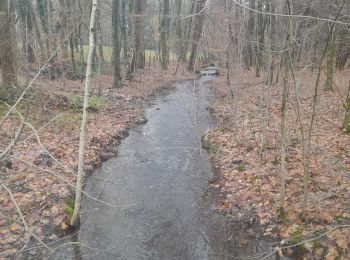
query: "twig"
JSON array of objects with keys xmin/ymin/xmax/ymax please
[
  {"xmin": 1, "ymin": 183, "xmax": 53, "ymax": 253},
  {"xmin": 8, "ymin": 154, "xmax": 137, "ymax": 209},
  {"xmin": 0, "ymin": 102, "xmax": 27, "ymax": 161}
]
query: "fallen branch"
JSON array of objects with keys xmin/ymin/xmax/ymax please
[{"xmin": 1, "ymin": 183, "xmax": 53, "ymax": 253}]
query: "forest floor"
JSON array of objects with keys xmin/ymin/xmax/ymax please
[
  {"xmin": 0, "ymin": 62, "xmax": 193, "ymax": 259},
  {"xmin": 204, "ymin": 69, "xmax": 350, "ymax": 259}
]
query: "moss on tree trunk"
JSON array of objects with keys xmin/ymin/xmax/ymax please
[
  {"xmin": 343, "ymin": 82, "xmax": 350, "ymax": 133},
  {"xmin": 0, "ymin": 0, "xmax": 17, "ymax": 102},
  {"xmin": 325, "ymin": 28, "xmax": 336, "ymax": 91}
]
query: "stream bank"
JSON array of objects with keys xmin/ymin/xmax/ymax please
[
  {"xmin": 52, "ymin": 76, "xmax": 279, "ymax": 260},
  {"xmin": 0, "ymin": 64, "xmax": 194, "ymax": 259}
]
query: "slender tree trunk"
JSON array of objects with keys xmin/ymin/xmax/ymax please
[
  {"xmin": 112, "ymin": 0, "xmax": 121, "ymax": 88},
  {"xmin": 175, "ymin": 0, "xmax": 183, "ymax": 60},
  {"xmin": 181, "ymin": 0, "xmax": 195, "ymax": 62},
  {"xmin": 121, "ymin": 0, "xmax": 128, "ymax": 67},
  {"xmin": 343, "ymin": 81, "xmax": 350, "ymax": 133},
  {"xmin": 325, "ymin": 26, "xmax": 337, "ymax": 90},
  {"xmin": 160, "ymin": 0, "xmax": 169, "ymax": 69},
  {"xmin": 0, "ymin": 0, "xmax": 17, "ymax": 101},
  {"xmin": 70, "ymin": 0, "xmax": 98, "ymax": 227},
  {"xmin": 46, "ymin": 0, "xmax": 54, "ymax": 80},
  {"xmin": 96, "ymin": 4, "xmax": 105, "ymax": 63},
  {"xmin": 224, "ymin": 0, "xmax": 235, "ymax": 118},
  {"xmin": 279, "ymin": 0, "xmax": 293, "ymax": 220},
  {"xmin": 336, "ymin": 29, "xmax": 349, "ymax": 70},
  {"xmin": 187, "ymin": 0, "xmax": 207, "ymax": 72},
  {"xmin": 255, "ymin": 1, "xmax": 263, "ymax": 77},
  {"xmin": 76, "ymin": 0, "xmax": 84, "ymax": 79},
  {"xmin": 67, "ymin": 0, "xmax": 76, "ymax": 75}
]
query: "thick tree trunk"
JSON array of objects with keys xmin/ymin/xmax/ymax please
[
  {"xmin": 58, "ymin": 0, "xmax": 69, "ymax": 60},
  {"xmin": 19, "ymin": 0, "xmax": 35, "ymax": 63},
  {"xmin": 255, "ymin": 1, "xmax": 266, "ymax": 77},
  {"xmin": 0, "ymin": 0, "xmax": 17, "ymax": 101},
  {"xmin": 243, "ymin": 0, "xmax": 254, "ymax": 69},
  {"xmin": 70, "ymin": 0, "xmax": 98, "ymax": 227},
  {"xmin": 131, "ymin": 0, "xmax": 146, "ymax": 74},
  {"xmin": 112, "ymin": 0, "xmax": 121, "ymax": 88},
  {"xmin": 29, "ymin": 0, "xmax": 48, "ymax": 63},
  {"xmin": 187, "ymin": 0, "xmax": 207, "ymax": 72},
  {"xmin": 181, "ymin": 0, "xmax": 195, "ymax": 62}
]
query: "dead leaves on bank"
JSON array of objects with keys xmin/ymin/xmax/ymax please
[
  {"xmin": 206, "ymin": 69, "xmax": 350, "ymax": 258},
  {"xmin": 0, "ymin": 64, "xmax": 193, "ymax": 258}
]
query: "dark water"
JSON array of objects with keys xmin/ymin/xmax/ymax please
[{"xmin": 52, "ymin": 77, "xmax": 277, "ymax": 260}]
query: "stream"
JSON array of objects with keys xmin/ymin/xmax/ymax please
[{"xmin": 53, "ymin": 77, "xmax": 277, "ymax": 260}]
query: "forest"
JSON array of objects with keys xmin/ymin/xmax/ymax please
[{"xmin": 0, "ymin": 0, "xmax": 349, "ymax": 259}]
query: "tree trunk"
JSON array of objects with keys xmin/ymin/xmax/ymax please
[
  {"xmin": 181, "ymin": 0, "xmax": 195, "ymax": 62},
  {"xmin": 174, "ymin": 0, "xmax": 183, "ymax": 60},
  {"xmin": 187, "ymin": 0, "xmax": 207, "ymax": 72},
  {"xmin": 58, "ymin": 0, "xmax": 69, "ymax": 60},
  {"xmin": 131, "ymin": 0, "xmax": 146, "ymax": 74},
  {"xmin": 336, "ymin": 29, "xmax": 349, "ymax": 70},
  {"xmin": 96, "ymin": 4, "xmax": 105, "ymax": 63},
  {"xmin": 343, "ymin": 81, "xmax": 350, "ymax": 133},
  {"xmin": 160, "ymin": 0, "xmax": 169, "ymax": 69},
  {"xmin": 325, "ymin": 26, "xmax": 337, "ymax": 90},
  {"xmin": 243, "ymin": 0, "xmax": 254, "ymax": 69},
  {"xmin": 0, "ymin": 0, "xmax": 17, "ymax": 101},
  {"xmin": 112, "ymin": 0, "xmax": 121, "ymax": 88},
  {"xmin": 19, "ymin": 0, "xmax": 35, "ymax": 63},
  {"xmin": 66, "ymin": 0, "xmax": 76, "ymax": 75},
  {"xmin": 121, "ymin": 0, "xmax": 128, "ymax": 67},
  {"xmin": 70, "ymin": 0, "xmax": 98, "ymax": 227},
  {"xmin": 279, "ymin": 0, "xmax": 293, "ymax": 221}
]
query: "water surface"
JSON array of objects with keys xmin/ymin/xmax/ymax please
[{"xmin": 53, "ymin": 77, "xmax": 276, "ymax": 260}]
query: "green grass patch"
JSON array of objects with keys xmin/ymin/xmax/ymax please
[
  {"xmin": 238, "ymin": 164, "xmax": 246, "ymax": 172},
  {"xmin": 67, "ymin": 95, "xmax": 109, "ymax": 112},
  {"xmin": 207, "ymin": 142, "xmax": 220, "ymax": 155},
  {"xmin": 65, "ymin": 198, "xmax": 75, "ymax": 217},
  {"xmin": 0, "ymin": 103, "xmax": 8, "ymax": 117},
  {"xmin": 290, "ymin": 227, "xmax": 307, "ymax": 251},
  {"xmin": 75, "ymin": 46, "xmax": 178, "ymax": 63},
  {"xmin": 56, "ymin": 112, "xmax": 81, "ymax": 130}
]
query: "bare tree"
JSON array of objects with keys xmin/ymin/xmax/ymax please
[
  {"xmin": 279, "ymin": 0, "xmax": 293, "ymax": 219},
  {"xmin": 188, "ymin": 0, "xmax": 207, "ymax": 72},
  {"xmin": 70, "ymin": 0, "xmax": 99, "ymax": 227},
  {"xmin": 0, "ymin": 0, "xmax": 17, "ymax": 101},
  {"xmin": 131, "ymin": 0, "xmax": 146, "ymax": 76},
  {"xmin": 344, "ymin": 81, "xmax": 350, "ymax": 133},
  {"xmin": 112, "ymin": 0, "xmax": 122, "ymax": 88},
  {"xmin": 160, "ymin": 0, "xmax": 170, "ymax": 69}
]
